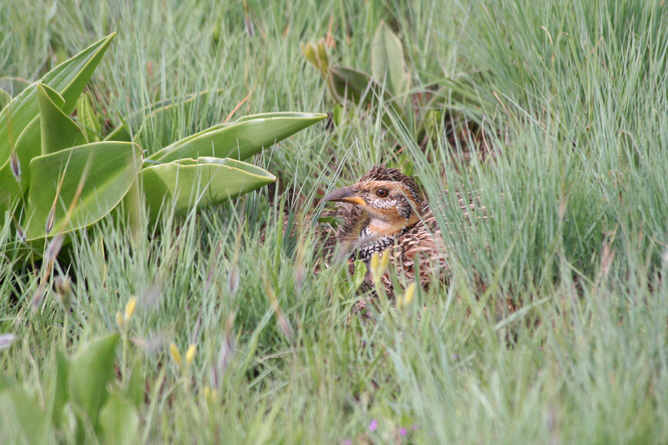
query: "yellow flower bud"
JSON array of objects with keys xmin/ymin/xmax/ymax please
[
  {"xmin": 185, "ymin": 344, "xmax": 197, "ymax": 365},
  {"xmin": 370, "ymin": 251, "xmax": 391, "ymax": 289},
  {"xmin": 203, "ymin": 385, "xmax": 219, "ymax": 402},
  {"xmin": 116, "ymin": 311, "xmax": 124, "ymax": 329},
  {"xmin": 124, "ymin": 296, "xmax": 137, "ymax": 322},
  {"xmin": 380, "ymin": 250, "xmax": 390, "ymax": 273},
  {"xmin": 169, "ymin": 343, "xmax": 182, "ymax": 366},
  {"xmin": 370, "ymin": 252, "xmax": 380, "ymax": 276},
  {"xmin": 301, "ymin": 43, "xmax": 316, "ymax": 65},
  {"xmin": 403, "ymin": 282, "xmax": 416, "ymax": 306}
]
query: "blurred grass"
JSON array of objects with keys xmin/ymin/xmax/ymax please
[{"xmin": 2, "ymin": 0, "xmax": 668, "ymax": 442}]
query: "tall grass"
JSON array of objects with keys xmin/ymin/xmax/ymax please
[{"xmin": 1, "ymin": 0, "xmax": 667, "ymax": 442}]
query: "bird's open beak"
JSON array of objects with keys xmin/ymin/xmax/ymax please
[{"xmin": 323, "ymin": 186, "xmax": 366, "ymax": 206}]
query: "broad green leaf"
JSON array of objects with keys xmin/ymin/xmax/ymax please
[
  {"xmin": 38, "ymin": 84, "xmax": 87, "ymax": 155},
  {"xmin": 0, "ymin": 85, "xmax": 67, "ymax": 200},
  {"xmin": 0, "ymin": 34, "xmax": 115, "ymax": 216},
  {"xmin": 0, "ymin": 33, "xmax": 115, "ymax": 165},
  {"xmin": 76, "ymin": 93, "xmax": 101, "ymax": 143},
  {"xmin": 371, "ymin": 21, "xmax": 410, "ymax": 101},
  {"xmin": 100, "ymin": 393, "xmax": 139, "ymax": 445},
  {"xmin": 69, "ymin": 334, "xmax": 119, "ymax": 429},
  {"xmin": 48, "ymin": 33, "xmax": 115, "ymax": 116},
  {"xmin": 0, "ymin": 389, "xmax": 50, "ymax": 445},
  {"xmin": 0, "ymin": 77, "xmax": 31, "ymax": 97},
  {"xmin": 142, "ymin": 157, "xmax": 275, "ymax": 219},
  {"xmin": 326, "ymin": 66, "xmax": 376, "ymax": 105},
  {"xmin": 23, "ymin": 142, "xmax": 142, "ymax": 241},
  {"xmin": 47, "ymin": 351, "xmax": 70, "ymax": 428},
  {"xmin": 0, "ymin": 90, "xmax": 9, "ymax": 111},
  {"xmin": 147, "ymin": 112, "xmax": 326, "ymax": 164}
]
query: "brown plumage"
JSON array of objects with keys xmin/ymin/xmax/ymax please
[
  {"xmin": 324, "ymin": 166, "xmax": 442, "ymax": 292},
  {"xmin": 323, "ymin": 166, "xmax": 485, "ymax": 295}
]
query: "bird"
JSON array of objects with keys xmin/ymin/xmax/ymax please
[{"xmin": 323, "ymin": 165, "xmax": 456, "ymax": 295}]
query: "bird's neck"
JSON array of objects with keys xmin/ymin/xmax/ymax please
[
  {"xmin": 356, "ymin": 224, "xmax": 413, "ymax": 264},
  {"xmin": 367, "ymin": 219, "xmax": 403, "ymax": 236},
  {"xmin": 366, "ymin": 210, "xmax": 420, "ymax": 236}
]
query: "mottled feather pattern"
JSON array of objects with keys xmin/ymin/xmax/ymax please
[{"xmin": 325, "ymin": 166, "xmax": 486, "ymax": 296}]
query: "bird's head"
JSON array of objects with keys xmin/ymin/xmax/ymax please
[{"xmin": 324, "ymin": 166, "xmax": 424, "ymax": 237}]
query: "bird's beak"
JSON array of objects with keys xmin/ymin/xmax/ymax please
[{"xmin": 323, "ymin": 186, "xmax": 366, "ymax": 206}]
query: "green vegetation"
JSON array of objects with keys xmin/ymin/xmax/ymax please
[
  {"xmin": 0, "ymin": 34, "xmax": 324, "ymax": 250},
  {"xmin": 1, "ymin": 0, "xmax": 667, "ymax": 442}
]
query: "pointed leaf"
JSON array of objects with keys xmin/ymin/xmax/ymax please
[
  {"xmin": 49, "ymin": 33, "xmax": 116, "ymax": 116},
  {"xmin": 371, "ymin": 21, "xmax": 410, "ymax": 99},
  {"xmin": 100, "ymin": 393, "xmax": 139, "ymax": 445},
  {"xmin": 0, "ymin": 34, "xmax": 115, "ymax": 217},
  {"xmin": 23, "ymin": 142, "xmax": 142, "ymax": 241},
  {"xmin": 142, "ymin": 157, "xmax": 275, "ymax": 219},
  {"xmin": 147, "ymin": 112, "xmax": 326, "ymax": 164},
  {"xmin": 69, "ymin": 334, "xmax": 119, "ymax": 429},
  {"xmin": 38, "ymin": 84, "xmax": 87, "ymax": 155},
  {"xmin": 0, "ymin": 33, "xmax": 115, "ymax": 165},
  {"xmin": 38, "ymin": 83, "xmax": 66, "ymax": 109}
]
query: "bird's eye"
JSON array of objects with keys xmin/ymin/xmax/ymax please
[{"xmin": 376, "ymin": 188, "xmax": 388, "ymax": 198}]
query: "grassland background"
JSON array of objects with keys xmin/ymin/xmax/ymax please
[{"xmin": 1, "ymin": 0, "xmax": 668, "ymax": 443}]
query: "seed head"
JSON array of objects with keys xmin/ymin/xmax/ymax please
[
  {"xmin": 185, "ymin": 343, "xmax": 197, "ymax": 366},
  {"xmin": 124, "ymin": 296, "xmax": 138, "ymax": 322},
  {"xmin": 169, "ymin": 343, "xmax": 182, "ymax": 366}
]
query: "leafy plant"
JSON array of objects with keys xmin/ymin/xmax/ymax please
[
  {"xmin": 0, "ymin": 334, "xmax": 140, "ymax": 444},
  {"xmin": 302, "ymin": 21, "xmax": 492, "ymax": 155},
  {"xmin": 0, "ymin": 34, "xmax": 326, "ymax": 250}
]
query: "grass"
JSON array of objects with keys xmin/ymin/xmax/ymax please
[{"xmin": 2, "ymin": 0, "xmax": 668, "ymax": 442}]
